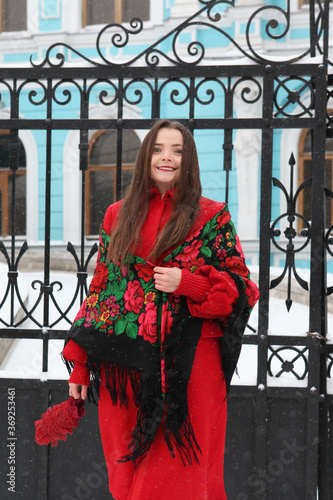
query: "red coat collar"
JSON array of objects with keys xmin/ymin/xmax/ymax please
[{"xmin": 150, "ymin": 185, "xmax": 176, "ymax": 200}]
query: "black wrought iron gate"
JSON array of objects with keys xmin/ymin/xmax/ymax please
[{"xmin": 0, "ymin": 1, "xmax": 332, "ymax": 499}]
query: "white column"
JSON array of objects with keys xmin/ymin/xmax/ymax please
[
  {"xmin": 233, "ymin": 80, "xmax": 262, "ymax": 240},
  {"xmin": 62, "ymin": 0, "xmax": 81, "ymax": 34},
  {"xmin": 27, "ymin": 0, "xmax": 40, "ymax": 34},
  {"xmin": 171, "ymin": 0, "xmax": 199, "ymax": 18}
]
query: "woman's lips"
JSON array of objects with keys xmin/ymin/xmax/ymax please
[{"xmin": 157, "ymin": 166, "xmax": 177, "ymax": 171}]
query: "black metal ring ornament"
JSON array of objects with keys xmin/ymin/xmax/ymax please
[{"xmin": 268, "ymin": 346, "xmax": 308, "ymax": 380}]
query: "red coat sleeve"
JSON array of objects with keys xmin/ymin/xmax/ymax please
[
  {"xmin": 178, "ymin": 265, "xmax": 239, "ymax": 320},
  {"xmin": 175, "ymin": 269, "xmax": 212, "ymax": 303},
  {"xmin": 62, "ymin": 340, "xmax": 90, "ymax": 386}
]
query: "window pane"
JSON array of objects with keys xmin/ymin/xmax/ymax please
[
  {"xmin": 88, "ymin": 129, "xmax": 139, "ymax": 234},
  {"xmin": 121, "ymin": 169, "xmax": 134, "ymax": 196},
  {"xmin": 0, "ymin": 134, "xmax": 26, "ymax": 168},
  {"xmin": 90, "ymin": 130, "xmax": 140, "ymax": 165},
  {"xmin": 90, "ymin": 131, "xmax": 117, "ymax": 165},
  {"xmin": 8, "ymin": 173, "xmax": 26, "ymax": 235},
  {"xmin": 0, "ymin": 135, "xmax": 26, "ymax": 236},
  {"xmin": 2, "ymin": 0, "xmax": 27, "ymax": 32},
  {"xmin": 302, "ymin": 159, "xmax": 312, "ymax": 222},
  {"xmin": 123, "ymin": 0, "xmax": 150, "ymax": 22},
  {"xmin": 86, "ymin": 0, "xmax": 114, "ymax": 25},
  {"xmin": 301, "ymin": 158, "xmax": 333, "ymax": 229},
  {"xmin": 122, "ymin": 130, "xmax": 141, "ymax": 163},
  {"xmin": 326, "ymin": 137, "xmax": 333, "ymax": 154},
  {"xmin": 89, "ymin": 170, "xmax": 115, "ymax": 234},
  {"xmin": 303, "ymin": 130, "xmax": 311, "ymax": 154}
]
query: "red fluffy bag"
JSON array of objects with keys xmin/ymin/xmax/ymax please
[{"xmin": 35, "ymin": 396, "xmax": 85, "ymax": 446}]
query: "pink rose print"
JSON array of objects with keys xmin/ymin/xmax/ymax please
[
  {"xmin": 175, "ymin": 239, "xmax": 202, "ymax": 263},
  {"xmin": 161, "ymin": 303, "xmax": 173, "ymax": 336},
  {"xmin": 138, "ymin": 302, "xmax": 158, "ymax": 344},
  {"xmin": 182, "ymin": 257, "xmax": 205, "ymax": 273},
  {"xmin": 124, "ymin": 280, "xmax": 144, "ymax": 314},
  {"xmin": 90, "ymin": 262, "xmax": 109, "ymax": 293},
  {"xmin": 216, "ymin": 211, "xmax": 231, "ymax": 229}
]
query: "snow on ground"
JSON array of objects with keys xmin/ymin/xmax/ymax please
[{"xmin": 0, "ymin": 263, "xmax": 332, "ymax": 393}]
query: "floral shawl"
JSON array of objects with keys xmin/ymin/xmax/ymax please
[{"xmin": 64, "ymin": 204, "xmax": 258, "ymax": 467}]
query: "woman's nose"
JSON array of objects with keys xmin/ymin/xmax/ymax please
[{"xmin": 161, "ymin": 150, "xmax": 171, "ymax": 161}]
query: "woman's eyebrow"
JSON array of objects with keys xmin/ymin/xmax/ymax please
[{"xmin": 154, "ymin": 142, "xmax": 183, "ymax": 146}]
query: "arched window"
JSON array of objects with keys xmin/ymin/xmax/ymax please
[
  {"xmin": 86, "ymin": 129, "xmax": 141, "ymax": 235},
  {"xmin": 82, "ymin": 0, "xmax": 150, "ymax": 26},
  {"xmin": 0, "ymin": 132, "xmax": 26, "ymax": 236},
  {"xmin": 0, "ymin": 0, "xmax": 27, "ymax": 32},
  {"xmin": 298, "ymin": 129, "xmax": 333, "ymax": 230}
]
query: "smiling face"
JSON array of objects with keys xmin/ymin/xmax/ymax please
[{"xmin": 150, "ymin": 127, "xmax": 183, "ymax": 195}]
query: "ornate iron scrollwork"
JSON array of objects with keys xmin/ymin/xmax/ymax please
[
  {"xmin": 270, "ymin": 153, "xmax": 312, "ymax": 311},
  {"xmin": 0, "ymin": 240, "xmax": 98, "ymax": 329},
  {"xmin": 30, "ymin": 0, "xmax": 327, "ymax": 69}
]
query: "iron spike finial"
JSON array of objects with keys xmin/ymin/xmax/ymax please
[{"xmin": 289, "ymin": 153, "xmax": 295, "ymax": 166}]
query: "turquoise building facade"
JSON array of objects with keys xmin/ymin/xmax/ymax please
[{"xmin": 0, "ymin": 0, "xmax": 332, "ymax": 271}]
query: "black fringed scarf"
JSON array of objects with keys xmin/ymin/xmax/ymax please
[{"xmin": 63, "ymin": 205, "xmax": 258, "ymax": 467}]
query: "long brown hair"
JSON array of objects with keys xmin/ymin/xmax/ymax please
[{"xmin": 107, "ymin": 119, "xmax": 202, "ymax": 264}]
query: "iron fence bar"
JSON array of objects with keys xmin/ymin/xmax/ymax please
[
  {"xmin": 307, "ymin": 64, "xmax": 328, "ymax": 498},
  {"xmin": 78, "ymin": 78, "xmax": 89, "ymax": 304},
  {"xmin": 254, "ymin": 64, "xmax": 275, "ymax": 500},
  {"xmin": 223, "ymin": 77, "xmax": 234, "ymax": 204},
  {"xmin": 322, "ymin": 0, "xmax": 331, "ymax": 66},
  {"xmin": 116, "ymin": 79, "xmax": 124, "ymax": 201},
  {"xmin": 0, "ymin": 117, "xmax": 320, "ymax": 130},
  {"xmin": 309, "ymin": 66, "xmax": 331, "ymax": 498},
  {"xmin": 310, "ymin": 0, "xmax": 316, "ymax": 58},
  {"xmin": 151, "ymin": 77, "xmax": 158, "ymax": 119},
  {"xmin": 319, "ymin": 2, "xmax": 332, "ymax": 494},
  {"xmin": 0, "ymin": 63, "xmax": 324, "ymax": 79},
  {"xmin": 7, "ymin": 80, "xmax": 19, "ymax": 327},
  {"xmin": 230, "ymin": 385, "xmax": 312, "ymax": 399},
  {"xmin": 41, "ymin": 78, "xmax": 53, "ymax": 372},
  {"xmin": 188, "ymin": 77, "xmax": 195, "ymax": 135},
  {"xmin": 8, "ymin": 81, "xmax": 20, "ymax": 326},
  {"xmin": 8, "ymin": 131, "xmax": 18, "ymax": 327}
]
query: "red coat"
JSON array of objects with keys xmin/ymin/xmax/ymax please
[{"xmin": 63, "ymin": 188, "xmax": 244, "ymax": 500}]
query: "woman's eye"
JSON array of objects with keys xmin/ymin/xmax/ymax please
[
  {"xmin": 175, "ymin": 149, "xmax": 183, "ymax": 155},
  {"xmin": 153, "ymin": 147, "xmax": 161, "ymax": 153}
]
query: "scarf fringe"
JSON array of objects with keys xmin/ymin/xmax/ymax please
[
  {"xmin": 84, "ymin": 357, "xmax": 142, "ymax": 408},
  {"xmin": 161, "ymin": 314, "xmax": 203, "ymax": 465},
  {"xmin": 118, "ymin": 376, "xmax": 164, "ymax": 468},
  {"xmin": 104, "ymin": 363, "xmax": 141, "ymax": 409},
  {"xmin": 163, "ymin": 413, "xmax": 201, "ymax": 466}
]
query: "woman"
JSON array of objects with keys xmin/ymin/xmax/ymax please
[{"xmin": 62, "ymin": 119, "xmax": 259, "ymax": 500}]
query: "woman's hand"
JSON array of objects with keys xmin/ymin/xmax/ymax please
[
  {"xmin": 69, "ymin": 383, "xmax": 88, "ymax": 400},
  {"xmin": 154, "ymin": 266, "xmax": 182, "ymax": 293}
]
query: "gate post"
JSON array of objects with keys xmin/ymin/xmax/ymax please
[{"xmin": 309, "ymin": 63, "xmax": 328, "ymax": 499}]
